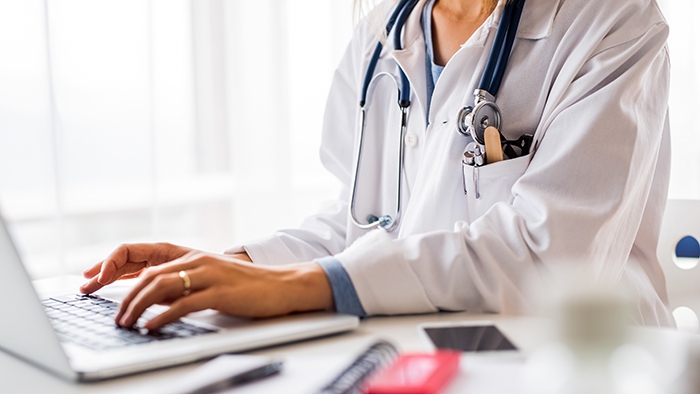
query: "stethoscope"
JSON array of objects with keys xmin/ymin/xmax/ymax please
[{"xmin": 349, "ymin": 0, "xmax": 527, "ymax": 232}]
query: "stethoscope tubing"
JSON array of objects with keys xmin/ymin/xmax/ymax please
[
  {"xmin": 351, "ymin": 0, "xmax": 526, "ymax": 232},
  {"xmin": 393, "ymin": 0, "xmax": 420, "ymax": 106},
  {"xmin": 482, "ymin": 0, "xmax": 526, "ymax": 96},
  {"xmin": 360, "ymin": 0, "xmax": 412, "ymax": 108},
  {"xmin": 351, "ymin": 0, "xmax": 419, "ymax": 231},
  {"xmin": 350, "ymin": 73, "xmax": 406, "ymax": 231}
]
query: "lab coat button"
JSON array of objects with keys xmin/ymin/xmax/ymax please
[{"xmin": 405, "ymin": 133, "xmax": 418, "ymax": 147}]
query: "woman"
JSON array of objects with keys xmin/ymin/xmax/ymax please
[{"xmin": 80, "ymin": 0, "xmax": 672, "ymax": 329}]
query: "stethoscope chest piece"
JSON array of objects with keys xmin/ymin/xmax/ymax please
[
  {"xmin": 456, "ymin": 89, "xmax": 502, "ymax": 145},
  {"xmin": 456, "ymin": 106, "xmax": 473, "ymax": 137}
]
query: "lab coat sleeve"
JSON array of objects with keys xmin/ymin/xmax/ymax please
[
  {"xmin": 316, "ymin": 256, "xmax": 368, "ymax": 317},
  {"xmin": 225, "ymin": 25, "xmax": 368, "ymax": 266},
  {"xmin": 225, "ymin": 196, "xmax": 349, "ymax": 266},
  {"xmin": 335, "ymin": 4, "xmax": 671, "ymax": 317}
]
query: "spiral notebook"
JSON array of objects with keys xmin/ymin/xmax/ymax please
[{"xmin": 316, "ymin": 340, "xmax": 398, "ymax": 394}]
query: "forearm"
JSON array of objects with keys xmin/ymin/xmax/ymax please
[
  {"xmin": 232, "ymin": 252, "xmax": 340, "ymax": 314},
  {"xmin": 115, "ymin": 253, "xmax": 335, "ymax": 329}
]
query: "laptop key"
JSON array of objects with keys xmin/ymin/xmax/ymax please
[
  {"xmin": 49, "ymin": 294, "xmax": 84, "ymax": 303},
  {"xmin": 71, "ymin": 300, "xmax": 94, "ymax": 308},
  {"xmin": 45, "ymin": 309, "xmax": 63, "ymax": 318},
  {"xmin": 42, "ymin": 300, "xmax": 64, "ymax": 308}
]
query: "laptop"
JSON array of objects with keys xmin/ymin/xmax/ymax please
[{"xmin": 0, "ymin": 215, "xmax": 359, "ymax": 381}]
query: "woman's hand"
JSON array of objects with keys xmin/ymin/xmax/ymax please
[
  {"xmin": 113, "ymin": 251, "xmax": 333, "ymax": 330},
  {"xmin": 80, "ymin": 243, "xmax": 195, "ymax": 294}
]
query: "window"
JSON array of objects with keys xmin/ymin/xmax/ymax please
[
  {"xmin": 0, "ymin": 0, "xmax": 697, "ymax": 279},
  {"xmin": 657, "ymin": 0, "xmax": 700, "ymax": 199},
  {"xmin": 0, "ymin": 0, "xmax": 353, "ymax": 278}
]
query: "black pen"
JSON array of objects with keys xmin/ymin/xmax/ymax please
[{"xmin": 185, "ymin": 359, "xmax": 284, "ymax": 394}]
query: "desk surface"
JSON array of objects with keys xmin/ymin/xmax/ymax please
[
  {"xmin": 0, "ymin": 277, "xmax": 690, "ymax": 394},
  {"xmin": 1, "ymin": 313, "xmax": 540, "ymax": 394}
]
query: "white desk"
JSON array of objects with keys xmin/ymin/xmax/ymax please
[
  {"xmin": 0, "ymin": 277, "xmax": 692, "ymax": 393},
  {"xmin": 0, "ymin": 312, "xmax": 534, "ymax": 393}
]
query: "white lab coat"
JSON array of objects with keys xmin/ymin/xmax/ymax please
[{"xmin": 230, "ymin": 0, "xmax": 673, "ymax": 325}]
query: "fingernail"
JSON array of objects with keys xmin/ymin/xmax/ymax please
[{"xmin": 119, "ymin": 315, "xmax": 130, "ymax": 327}]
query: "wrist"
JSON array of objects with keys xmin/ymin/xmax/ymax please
[
  {"xmin": 277, "ymin": 262, "xmax": 334, "ymax": 314},
  {"xmin": 232, "ymin": 252, "xmax": 253, "ymax": 263}
]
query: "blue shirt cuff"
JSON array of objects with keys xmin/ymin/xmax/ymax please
[{"xmin": 316, "ymin": 256, "xmax": 367, "ymax": 318}]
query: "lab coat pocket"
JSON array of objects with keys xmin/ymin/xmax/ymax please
[{"xmin": 463, "ymin": 154, "xmax": 531, "ymax": 221}]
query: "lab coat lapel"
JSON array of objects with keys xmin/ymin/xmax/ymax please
[
  {"xmin": 390, "ymin": 0, "xmax": 428, "ymax": 124},
  {"xmin": 516, "ymin": 0, "xmax": 560, "ymax": 40},
  {"xmin": 388, "ymin": 0, "xmax": 558, "ymax": 126}
]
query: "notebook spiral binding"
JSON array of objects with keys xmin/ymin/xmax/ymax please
[{"xmin": 316, "ymin": 340, "xmax": 398, "ymax": 394}]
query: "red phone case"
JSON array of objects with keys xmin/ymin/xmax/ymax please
[{"xmin": 363, "ymin": 351, "xmax": 461, "ymax": 394}]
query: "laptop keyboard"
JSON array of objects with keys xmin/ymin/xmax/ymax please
[{"xmin": 42, "ymin": 294, "xmax": 216, "ymax": 352}]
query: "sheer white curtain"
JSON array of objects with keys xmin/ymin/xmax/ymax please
[
  {"xmin": 0, "ymin": 0, "xmax": 698, "ymax": 280},
  {"xmin": 0, "ymin": 0, "xmax": 353, "ymax": 278}
]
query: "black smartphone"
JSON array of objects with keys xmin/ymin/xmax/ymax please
[{"xmin": 422, "ymin": 324, "xmax": 518, "ymax": 353}]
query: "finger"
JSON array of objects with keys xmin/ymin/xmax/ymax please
[
  {"xmin": 144, "ymin": 289, "xmax": 216, "ymax": 330},
  {"xmin": 83, "ymin": 261, "xmax": 104, "ymax": 279},
  {"xmin": 80, "ymin": 269, "xmax": 144, "ymax": 295},
  {"xmin": 98, "ymin": 243, "xmax": 165, "ymax": 284},
  {"xmin": 103, "ymin": 262, "xmax": 148, "ymax": 285},
  {"xmin": 118, "ymin": 272, "xmax": 185, "ymax": 327},
  {"xmin": 115, "ymin": 252, "xmax": 210, "ymax": 323},
  {"xmin": 79, "ymin": 276, "xmax": 104, "ymax": 294},
  {"xmin": 98, "ymin": 244, "xmax": 142, "ymax": 285},
  {"xmin": 79, "ymin": 277, "xmax": 99, "ymax": 294},
  {"xmin": 115, "ymin": 267, "xmax": 164, "ymax": 323}
]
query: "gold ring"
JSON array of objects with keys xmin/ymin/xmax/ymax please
[{"xmin": 179, "ymin": 270, "xmax": 191, "ymax": 296}]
